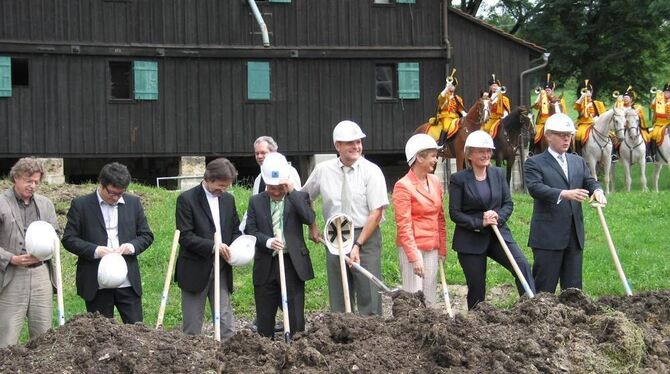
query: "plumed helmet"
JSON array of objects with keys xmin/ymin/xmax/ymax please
[
  {"xmin": 97, "ymin": 253, "xmax": 128, "ymax": 289},
  {"xmin": 623, "ymin": 85, "xmax": 636, "ymax": 101},
  {"xmin": 544, "ymin": 73, "xmax": 556, "ymax": 90},
  {"xmin": 261, "ymin": 152, "xmax": 290, "ymax": 186},
  {"xmin": 544, "ymin": 113, "xmax": 576, "ymax": 134},
  {"xmin": 404, "ymin": 134, "xmax": 442, "ymax": 166},
  {"xmin": 664, "ymin": 83, "xmax": 670, "ymax": 92},
  {"xmin": 228, "ymin": 235, "xmax": 256, "ymax": 267},
  {"xmin": 332, "ymin": 120, "xmax": 366, "ymax": 144},
  {"xmin": 464, "ymin": 130, "xmax": 496, "ymax": 151},
  {"xmin": 487, "ymin": 73, "xmax": 501, "ymax": 86},
  {"xmin": 25, "ymin": 220, "xmax": 58, "ymax": 261}
]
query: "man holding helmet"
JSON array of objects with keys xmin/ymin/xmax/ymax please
[
  {"xmin": 302, "ymin": 120, "xmax": 388, "ymax": 315},
  {"xmin": 524, "ymin": 113, "xmax": 607, "ymax": 293},
  {"xmin": 245, "ymin": 152, "xmax": 315, "ymax": 338},
  {"xmin": 0, "ymin": 157, "xmax": 59, "ymax": 347},
  {"xmin": 62, "ymin": 162, "xmax": 154, "ymax": 324}
]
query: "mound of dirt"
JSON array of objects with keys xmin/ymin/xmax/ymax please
[{"xmin": 1, "ymin": 289, "xmax": 669, "ymax": 373}]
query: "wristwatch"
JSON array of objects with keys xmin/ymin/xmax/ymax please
[{"xmin": 353, "ymin": 241, "xmax": 362, "ymax": 250}]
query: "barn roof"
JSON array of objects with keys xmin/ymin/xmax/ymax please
[{"xmin": 449, "ymin": 7, "xmax": 545, "ymax": 54}]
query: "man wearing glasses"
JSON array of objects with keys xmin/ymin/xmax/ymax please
[
  {"xmin": 62, "ymin": 162, "xmax": 154, "ymax": 324},
  {"xmin": 174, "ymin": 158, "xmax": 242, "ymax": 339},
  {"xmin": 524, "ymin": 113, "xmax": 607, "ymax": 294}
]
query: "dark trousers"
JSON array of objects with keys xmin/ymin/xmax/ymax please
[
  {"xmin": 254, "ymin": 254, "xmax": 305, "ymax": 339},
  {"xmin": 85, "ymin": 287, "xmax": 143, "ymax": 324},
  {"xmin": 457, "ymin": 236, "xmax": 535, "ymax": 310},
  {"xmin": 532, "ymin": 222, "xmax": 583, "ymax": 293}
]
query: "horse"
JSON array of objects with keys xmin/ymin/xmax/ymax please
[
  {"xmin": 415, "ymin": 97, "xmax": 490, "ymax": 171},
  {"xmin": 618, "ymin": 108, "xmax": 648, "ymax": 192},
  {"xmin": 580, "ymin": 107, "xmax": 626, "ymax": 194},
  {"xmin": 652, "ymin": 128, "xmax": 670, "ymax": 192},
  {"xmin": 491, "ymin": 106, "xmax": 534, "ymax": 185}
]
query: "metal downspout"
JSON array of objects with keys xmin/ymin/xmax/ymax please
[
  {"xmin": 247, "ymin": 0, "xmax": 270, "ymax": 47},
  {"xmin": 442, "ymin": 0, "xmax": 453, "ymax": 187}
]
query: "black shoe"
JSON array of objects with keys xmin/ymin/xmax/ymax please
[{"xmin": 274, "ymin": 322, "xmax": 284, "ymax": 333}]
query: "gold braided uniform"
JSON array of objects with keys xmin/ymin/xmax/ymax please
[
  {"xmin": 574, "ymin": 99, "xmax": 606, "ymax": 143},
  {"xmin": 650, "ymin": 97, "xmax": 670, "ymax": 145},
  {"xmin": 533, "ymin": 95, "xmax": 567, "ymax": 144},
  {"xmin": 481, "ymin": 94, "xmax": 510, "ymax": 136}
]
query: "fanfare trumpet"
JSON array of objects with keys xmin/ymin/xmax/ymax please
[
  {"xmin": 534, "ymin": 86, "xmax": 543, "ymax": 94},
  {"xmin": 446, "ymin": 76, "xmax": 454, "ymax": 85},
  {"xmin": 499, "ymin": 86, "xmax": 507, "ymax": 94},
  {"xmin": 612, "ymin": 90, "xmax": 620, "ymax": 98},
  {"xmin": 650, "ymin": 87, "xmax": 658, "ymax": 94},
  {"xmin": 580, "ymin": 87, "xmax": 589, "ymax": 95}
]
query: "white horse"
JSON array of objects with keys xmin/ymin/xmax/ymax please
[
  {"xmin": 619, "ymin": 108, "xmax": 648, "ymax": 192},
  {"xmin": 652, "ymin": 128, "xmax": 670, "ymax": 192},
  {"xmin": 581, "ymin": 107, "xmax": 626, "ymax": 194}
]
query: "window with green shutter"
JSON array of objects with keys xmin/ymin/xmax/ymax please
[
  {"xmin": 134, "ymin": 61, "xmax": 158, "ymax": 100},
  {"xmin": 247, "ymin": 61, "xmax": 271, "ymax": 100},
  {"xmin": 396, "ymin": 0, "xmax": 416, "ymax": 4},
  {"xmin": 398, "ymin": 62, "xmax": 420, "ymax": 99},
  {"xmin": 0, "ymin": 57, "xmax": 11, "ymax": 97}
]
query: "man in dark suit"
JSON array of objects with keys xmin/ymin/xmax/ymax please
[
  {"xmin": 62, "ymin": 162, "xmax": 154, "ymax": 324},
  {"xmin": 524, "ymin": 113, "xmax": 607, "ymax": 293},
  {"xmin": 245, "ymin": 153, "xmax": 315, "ymax": 338},
  {"xmin": 175, "ymin": 157, "xmax": 242, "ymax": 338}
]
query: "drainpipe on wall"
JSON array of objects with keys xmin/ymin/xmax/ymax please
[
  {"xmin": 519, "ymin": 52, "xmax": 550, "ymax": 106},
  {"xmin": 248, "ymin": 0, "xmax": 270, "ymax": 47},
  {"xmin": 442, "ymin": 0, "xmax": 453, "ymax": 186}
]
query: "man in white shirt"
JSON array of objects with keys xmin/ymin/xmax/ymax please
[
  {"xmin": 63, "ymin": 162, "xmax": 154, "ymax": 324},
  {"xmin": 302, "ymin": 120, "xmax": 389, "ymax": 315}
]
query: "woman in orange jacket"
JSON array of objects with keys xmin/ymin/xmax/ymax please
[{"xmin": 392, "ymin": 134, "xmax": 447, "ymax": 307}]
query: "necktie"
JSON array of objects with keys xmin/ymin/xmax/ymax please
[
  {"xmin": 271, "ymin": 201, "xmax": 284, "ymax": 256},
  {"xmin": 340, "ymin": 166, "xmax": 352, "ymax": 215},
  {"xmin": 557, "ymin": 154, "xmax": 568, "ymax": 178}
]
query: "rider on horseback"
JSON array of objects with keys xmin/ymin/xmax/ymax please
[
  {"xmin": 649, "ymin": 83, "xmax": 670, "ymax": 162},
  {"xmin": 434, "ymin": 69, "xmax": 467, "ymax": 145},
  {"xmin": 620, "ymin": 86, "xmax": 653, "ymax": 163},
  {"xmin": 573, "ymin": 80, "xmax": 606, "ymax": 155},
  {"xmin": 481, "ymin": 74, "xmax": 510, "ymax": 138},
  {"xmin": 530, "ymin": 73, "xmax": 567, "ymax": 155}
]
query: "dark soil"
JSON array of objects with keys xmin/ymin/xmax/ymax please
[{"xmin": 1, "ymin": 289, "xmax": 668, "ymax": 373}]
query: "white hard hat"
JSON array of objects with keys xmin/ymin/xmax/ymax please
[
  {"xmin": 323, "ymin": 213, "xmax": 354, "ymax": 256},
  {"xmin": 544, "ymin": 113, "xmax": 576, "ymax": 134},
  {"xmin": 25, "ymin": 221, "xmax": 58, "ymax": 261},
  {"xmin": 228, "ymin": 235, "xmax": 256, "ymax": 267},
  {"xmin": 97, "ymin": 253, "xmax": 128, "ymax": 289},
  {"xmin": 405, "ymin": 134, "xmax": 442, "ymax": 166},
  {"xmin": 332, "ymin": 120, "xmax": 366, "ymax": 144},
  {"xmin": 464, "ymin": 130, "xmax": 496, "ymax": 150},
  {"xmin": 261, "ymin": 152, "xmax": 290, "ymax": 186}
]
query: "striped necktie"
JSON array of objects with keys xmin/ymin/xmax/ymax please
[
  {"xmin": 271, "ymin": 201, "xmax": 284, "ymax": 256},
  {"xmin": 557, "ymin": 154, "xmax": 568, "ymax": 178}
]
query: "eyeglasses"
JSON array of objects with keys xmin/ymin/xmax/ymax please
[
  {"xmin": 550, "ymin": 132, "xmax": 573, "ymax": 139},
  {"xmin": 104, "ymin": 185, "xmax": 125, "ymax": 198}
]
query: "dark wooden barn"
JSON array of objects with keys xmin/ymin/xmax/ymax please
[{"xmin": 0, "ymin": 0, "xmax": 544, "ymax": 184}]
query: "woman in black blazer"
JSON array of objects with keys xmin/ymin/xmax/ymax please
[{"xmin": 448, "ymin": 131, "xmax": 535, "ymax": 310}]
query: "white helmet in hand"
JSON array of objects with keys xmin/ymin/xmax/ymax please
[
  {"xmin": 544, "ymin": 113, "xmax": 576, "ymax": 134},
  {"xmin": 464, "ymin": 130, "xmax": 496, "ymax": 152},
  {"xmin": 97, "ymin": 253, "xmax": 128, "ymax": 289},
  {"xmin": 404, "ymin": 134, "xmax": 442, "ymax": 166},
  {"xmin": 25, "ymin": 221, "xmax": 58, "ymax": 261},
  {"xmin": 228, "ymin": 235, "xmax": 256, "ymax": 267},
  {"xmin": 332, "ymin": 120, "xmax": 366, "ymax": 144}
]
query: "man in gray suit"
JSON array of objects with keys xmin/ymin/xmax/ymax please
[
  {"xmin": 0, "ymin": 158, "xmax": 59, "ymax": 347},
  {"xmin": 524, "ymin": 113, "xmax": 607, "ymax": 293}
]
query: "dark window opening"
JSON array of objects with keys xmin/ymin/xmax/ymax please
[
  {"xmin": 109, "ymin": 61, "xmax": 132, "ymax": 99},
  {"xmin": 375, "ymin": 64, "xmax": 395, "ymax": 100},
  {"xmin": 11, "ymin": 58, "xmax": 29, "ymax": 86}
]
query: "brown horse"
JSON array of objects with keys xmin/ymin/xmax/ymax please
[
  {"xmin": 415, "ymin": 98, "xmax": 490, "ymax": 171},
  {"xmin": 492, "ymin": 106, "xmax": 534, "ymax": 185}
]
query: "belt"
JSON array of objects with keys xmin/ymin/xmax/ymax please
[{"xmin": 26, "ymin": 261, "xmax": 45, "ymax": 268}]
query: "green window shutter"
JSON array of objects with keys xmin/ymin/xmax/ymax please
[
  {"xmin": 133, "ymin": 60, "xmax": 158, "ymax": 100},
  {"xmin": 398, "ymin": 62, "xmax": 420, "ymax": 99},
  {"xmin": 0, "ymin": 57, "xmax": 11, "ymax": 97},
  {"xmin": 269, "ymin": 0, "xmax": 292, "ymax": 3},
  {"xmin": 396, "ymin": 0, "xmax": 416, "ymax": 4},
  {"xmin": 247, "ymin": 61, "xmax": 271, "ymax": 100}
]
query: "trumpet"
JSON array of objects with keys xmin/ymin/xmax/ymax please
[
  {"xmin": 500, "ymin": 86, "xmax": 507, "ymax": 94},
  {"xmin": 580, "ymin": 87, "xmax": 589, "ymax": 95},
  {"xmin": 650, "ymin": 87, "xmax": 658, "ymax": 94},
  {"xmin": 534, "ymin": 86, "xmax": 543, "ymax": 94},
  {"xmin": 612, "ymin": 90, "xmax": 620, "ymax": 98},
  {"xmin": 446, "ymin": 76, "xmax": 454, "ymax": 85}
]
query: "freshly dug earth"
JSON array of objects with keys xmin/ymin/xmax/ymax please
[{"xmin": 1, "ymin": 289, "xmax": 668, "ymax": 373}]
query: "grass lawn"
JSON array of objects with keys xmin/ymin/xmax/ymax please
[{"xmin": 12, "ymin": 160, "xmax": 670, "ymax": 340}]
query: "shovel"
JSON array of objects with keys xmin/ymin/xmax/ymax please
[
  {"xmin": 277, "ymin": 248, "xmax": 291, "ymax": 343},
  {"xmin": 335, "ymin": 218, "xmax": 352, "ymax": 313},
  {"xmin": 591, "ymin": 203, "xmax": 633, "ymax": 296},
  {"xmin": 213, "ymin": 231, "xmax": 221, "ymax": 341},
  {"xmin": 156, "ymin": 230, "xmax": 180, "ymax": 329},
  {"xmin": 491, "ymin": 225, "xmax": 535, "ymax": 298},
  {"xmin": 344, "ymin": 257, "xmax": 399, "ymax": 295},
  {"xmin": 53, "ymin": 236, "xmax": 65, "ymax": 326},
  {"xmin": 438, "ymin": 259, "xmax": 454, "ymax": 318}
]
